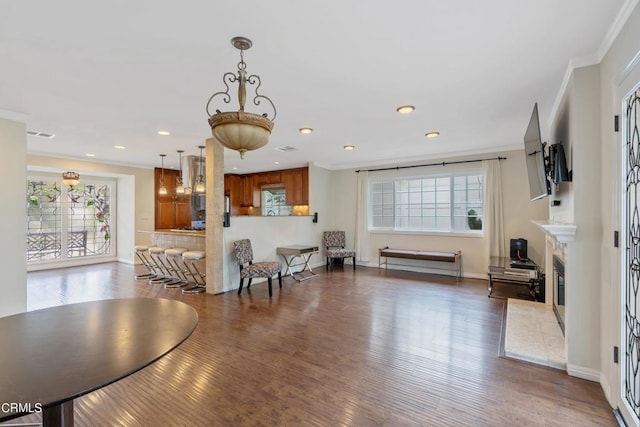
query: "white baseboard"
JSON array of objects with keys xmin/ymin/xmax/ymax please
[{"xmin": 567, "ymin": 363, "xmax": 601, "ymax": 382}]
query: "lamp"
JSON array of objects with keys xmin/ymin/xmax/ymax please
[
  {"xmin": 62, "ymin": 171, "xmax": 80, "ymax": 186},
  {"xmin": 176, "ymin": 150, "xmax": 185, "ymax": 194},
  {"xmin": 158, "ymin": 154, "xmax": 168, "ymax": 195},
  {"xmin": 194, "ymin": 145, "xmax": 205, "ymax": 193},
  {"xmin": 206, "ymin": 36, "xmax": 276, "ymax": 159}
]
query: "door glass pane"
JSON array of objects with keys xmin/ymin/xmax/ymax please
[
  {"xmin": 26, "ymin": 180, "xmax": 62, "ymax": 261},
  {"xmin": 68, "ymin": 183, "xmax": 112, "ymax": 257},
  {"xmin": 624, "ymin": 85, "xmax": 640, "ymax": 421}
]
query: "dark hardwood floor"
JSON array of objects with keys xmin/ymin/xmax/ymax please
[{"xmin": 6, "ymin": 263, "xmax": 615, "ymax": 426}]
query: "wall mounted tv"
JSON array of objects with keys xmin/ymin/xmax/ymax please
[{"xmin": 523, "ymin": 103, "xmax": 551, "ymax": 201}]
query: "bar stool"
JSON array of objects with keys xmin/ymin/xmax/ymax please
[
  {"xmin": 148, "ymin": 246, "xmax": 173, "ymax": 285},
  {"xmin": 164, "ymin": 247, "xmax": 189, "ymax": 288},
  {"xmin": 182, "ymin": 251, "xmax": 206, "ymax": 294},
  {"xmin": 134, "ymin": 245, "xmax": 156, "ymax": 280}
]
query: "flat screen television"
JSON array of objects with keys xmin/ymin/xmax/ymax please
[{"xmin": 523, "ymin": 103, "xmax": 551, "ymax": 201}]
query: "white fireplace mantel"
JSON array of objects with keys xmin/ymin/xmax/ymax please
[{"xmin": 532, "ymin": 220, "xmax": 577, "ymax": 245}]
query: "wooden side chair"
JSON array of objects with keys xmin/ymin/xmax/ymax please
[{"xmin": 233, "ymin": 239, "xmax": 282, "ymax": 297}]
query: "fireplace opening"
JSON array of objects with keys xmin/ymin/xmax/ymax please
[{"xmin": 553, "ymin": 255, "xmax": 565, "ymax": 334}]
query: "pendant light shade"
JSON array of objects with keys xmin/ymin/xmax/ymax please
[
  {"xmin": 158, "ymin": 154, "xmax": 168, "ymax": 195},
  {"xmin": 62, "ymin": 171, "xmax": 80, "ymax": 186},
  {"xmin": 176, "ymin": 150, "xmax": 185, "ymax": 194},
  {"xmin": 194, "ymin": 145, "xmax": 205, "ymax": 193}
]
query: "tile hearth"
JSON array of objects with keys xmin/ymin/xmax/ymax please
[{"xmin": 504, "ymin": 298, "xmax": 566, "ymax": 370}]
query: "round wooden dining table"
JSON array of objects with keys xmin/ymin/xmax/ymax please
[{"xmin": 0, "ymin": 297, "xmax": 198, "ymax": 427}]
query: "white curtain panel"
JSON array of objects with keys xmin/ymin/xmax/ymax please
[
  {"xmin": 355, "ymin": 170, "xmax": 370, "ymax": 262},
  {"xmin": 482, "ymin": 159, "xmax": 506, "ymax": 262}
]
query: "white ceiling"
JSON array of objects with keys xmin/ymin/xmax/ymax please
[{"xmin": 0, "ymin": 1, "xmax": 631, "ymax": 174}]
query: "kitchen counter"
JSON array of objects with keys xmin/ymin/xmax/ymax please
[
  {"xmin": 139, "ymin": 229, "xmax": 206, "ymax": 237},
  {"xmin": 138, "ymin": 230, "xmax": 205, "ymax": 251}
]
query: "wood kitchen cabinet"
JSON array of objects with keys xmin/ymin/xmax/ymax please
[
  {"xmin": 282, "ymin": 167, "xmax": 309, "ymax": 205},
  {"xmin": 262, "ymin": 170, "xmax": 282, "ymax": 185},
  {"xmin": 240, "ymin": 174, "xmax": 255, "ymax": 207},
  {"xmin": 223, "ymin": 166, "xmax": 308, "ymax": 214},
  {"xmin": 154, "ymin": 168, "xmax": 192, "ymax": 229},
  {"xmin": 224, "ymin": 174, "xmax": 243, "ymax": 215}
]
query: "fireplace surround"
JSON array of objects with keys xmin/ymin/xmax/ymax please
[{"xmin": 552, "ymin": 255, "xmax": 565, "ymax": 334}]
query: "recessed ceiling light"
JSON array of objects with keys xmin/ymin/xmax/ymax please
[
  {"xmin": 425, "ymin": 131, "xmax": 440, "ymax": 138},
  {"xmin": 113, "ymin": 145, "xmax": 126, "ymax": 149},
  {"xmin": 299, "ymin": 128, "xmax": 313, "ymax": 134},
  {"xmin": 157, "ymin": 130, "xmax": 171, "ymax": 136},
  {"xmin": 343, "ymin": 145, "xmax": 355, "ymax": 150},
  {"xmin": 396, "ymin": 105, "xmax": 415, "ymax": 114},
  {"xmin": 85, "ymin": 153, "xmax": 96, "ymax": 157},
  {"xmin": 274, "ymin": 161, "xmax": 280, "ymax": 165},
  {"xmin": 232, "ymin": 167, "xmax": 238, "ymax": 170}
]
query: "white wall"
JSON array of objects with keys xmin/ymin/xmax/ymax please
[
  {"xmin": 326, "ymin": 149, "xmax": 547, "ymax": 278},
  {"xmin": 0, "ymin": 113, "xmax": 27, "ymax": 317}
]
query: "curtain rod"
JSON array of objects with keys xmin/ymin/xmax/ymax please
[{"xmin": 355, "ymin": 156, "xmax": 507, "ymax": 173}]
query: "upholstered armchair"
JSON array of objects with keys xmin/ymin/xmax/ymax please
[
  {"xmin": 233, "ymin": 239, "xmax": 282, "ymax": 297},
  {"xmin": 322, "ymin": 231, "xmax": 356, "ymax": 270}
]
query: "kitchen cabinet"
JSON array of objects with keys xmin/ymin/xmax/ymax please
[
  {"xmin": 282, "ymin": 167, "xmax": 309, "ymax": 205},
  {"xmin": 154, "ymin": 168, "xmax": 192, "ymax": 229},
  {"xmin": 224, "ymin": 174, "xmax": 243, "ymax": 215},
  {"xmin": 223, "ymin": 166, "xmax": 308, "ymax": 214},
  {"xmin": 250, "ymin": 171, "xmax": 283, "ymax": 208},
  {"xmin": 240, "ymin": 174, "xmax": 255, "ymax": 207}
]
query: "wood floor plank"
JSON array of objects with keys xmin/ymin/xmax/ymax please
[{"xmin": 2, "ymin": 263, "xmax": 616, "ymax": 426}]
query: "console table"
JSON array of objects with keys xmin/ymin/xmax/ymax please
[
  {"xmin": 488, "ymin": 256, "xmax": 541, "ymax": 300},
  {"xmin": 276, "ymin": 245, "xmax": 319, "ymax": 281},
  {"xmin": 0, "ymin": 298, "xmax": 198, "ymax": 426}
]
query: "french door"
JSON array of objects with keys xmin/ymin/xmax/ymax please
[
  {"xmin": 26, "ymin": 173, "xmax": 116, "ymax": 269},
  {"xmin": 620, "ymin": 65, "xmax": 640, "ymax": 426}
]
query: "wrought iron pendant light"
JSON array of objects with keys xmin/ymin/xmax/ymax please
[{"xmin": 206, "ymin": 36, "xmax": 276, "ymax": 159}]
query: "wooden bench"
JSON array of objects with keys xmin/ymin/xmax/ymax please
[{"xmin": 378, "ymin": 246, "xmax": 462, "ymax": 279}]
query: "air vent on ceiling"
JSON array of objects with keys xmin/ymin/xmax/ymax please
[
  {"xmin": 27, "ymin": 130, "xmax": 56, "ymax": 139},
  {"xmin": 273, "ymin": 146, "xmax": 297, "ymax": 152}
]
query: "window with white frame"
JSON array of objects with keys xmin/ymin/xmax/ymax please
[{"xmin": 369, "ymin": 170, "xmax": 483, "ymax": 233}]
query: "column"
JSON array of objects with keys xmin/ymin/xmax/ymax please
[{"xmin": 205, "ymin": 137, "xmax": 224, "ymax": 294}]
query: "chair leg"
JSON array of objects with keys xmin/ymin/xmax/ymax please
[
  {"xmin": 238, "ymin": 278, "xmax": 244, "ymax": 295},
  {"xmin": 278, "ymin": 272, "xmax": 282, "ymax": 288},
  {"xmin": 353, "ymin": 256, "xmax": 356, "ymax": 270},
  {"xmin": 326, "ymin": 257, "xmax": 329, "ymax": 270},
  {"xmin": 267, "ymin": 277, "xmax": 273, "ymax": 297},
  {"xmin": 247, "ymin": 278, "xmax": 252, "ymax": 289}
]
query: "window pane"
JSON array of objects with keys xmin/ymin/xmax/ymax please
[{"xmin": 369, "ymin": 170, "xmax": 483, "ymax": 233}]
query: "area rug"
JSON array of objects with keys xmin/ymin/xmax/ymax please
[{"xmin": 503, "ymin": 298, "xmax": 566, "ymax": 370}]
